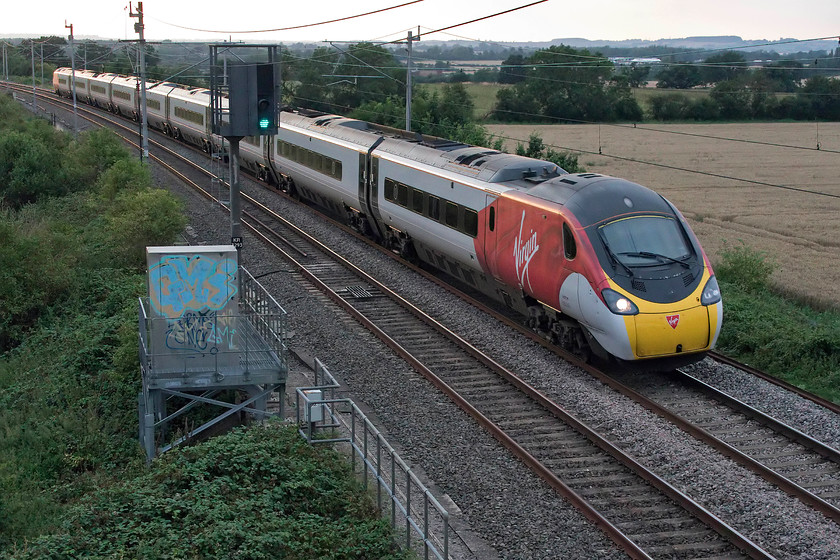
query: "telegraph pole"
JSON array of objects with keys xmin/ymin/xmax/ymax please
[
  {"xmin": 65, "ymin": 21, "xmax": 78, "ymax": 139},
  {"xmin": 40, "ymin": 43, "xmax": 44, "ymax": 86},
  {"xmin": 405, "ymin": 29, "xmax": 420, "ymax": 132},
  {"xmin": 31, "ymin": 41, "xmax": 36, "ymax": 110},
  {"xmin": 130, "ymin": 1, "xmax": 149, "ymax": 162}
]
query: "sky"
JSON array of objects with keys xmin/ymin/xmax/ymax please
[{"xmin": 2, "ymin": 0, "xmax": 840, "ymax": 46}]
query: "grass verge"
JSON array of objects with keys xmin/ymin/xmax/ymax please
[{"xmin": 714, "ymin": 244, "xmax": 840, "ymax": 403}]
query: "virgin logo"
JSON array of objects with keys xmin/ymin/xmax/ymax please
[
  {"xmin": 514, "ymin": 210, "xmax": 539, "ymax": 292},
  {"xmin": 667, "ymin": 315, "xmax": 680, "ymax": 329}
]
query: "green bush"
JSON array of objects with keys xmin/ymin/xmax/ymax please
[
  {"xmin": 0, "ymin": 209, "xmax": 78, "ymax": 350},
  {"xmin": 714, "ymin": 242, "xmax": 775, "ymax": 294},
  {"xmin": 105, "ymin": 187, "xmax": 187, "ymax": 267},
  {"xmin": 0, "ymin": 95, "xmax": 189, "ymax": 551},
  {"xmin": 516, "ymin": 133, "xmax": 582, "ymax": 174},
  {"xmin": 10, "ymin": 425, "xmax": 408, "ymax": 560},
  {"xmin": 716, "ymin": 282, "xmax": 840, "ymax": 402}
]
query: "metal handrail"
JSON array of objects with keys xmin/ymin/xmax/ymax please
[{"xmin": 295, "ymin": 360, "xmax": 450, "ymax": 560}]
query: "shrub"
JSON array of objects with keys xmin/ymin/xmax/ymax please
[
  {"xmin": 10, "ymin": 424, "xmax": 408, "ymax": 560},
  {"xmin": 0, "ymin": 131, "xmax": 67, "ymax": 206},
  {"xmin": 516, "ymin": 133, "xmax": 582, "ymax": 173},
  {"xmin": 715, "ymin": 243, "xmax": 775, "ymax": 294},
  {"xmin": 104, "ymin": 187, "xmax": 187, "ymax": 267}
]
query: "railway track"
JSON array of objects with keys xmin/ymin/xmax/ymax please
[
  {"xmin": 11, "ymin": 83, "xmax": 838, "ymax": 557},
  {"xmin": 230, "ymin": 167, "xmax": 772, "ymax": 559},
  {"xmin": 611, "ymin": 368, "xmax": 840, "ymax": 522}
]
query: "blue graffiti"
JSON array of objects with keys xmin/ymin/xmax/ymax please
[
  {"xmin": 165, "ymin": 310, "xmax": 237, "ymax": 354},
  {"xmin": 149, "ymin": 255, "xmax": 237, "ymax": 317}
]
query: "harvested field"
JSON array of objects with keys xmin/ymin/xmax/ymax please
[{"xmin": 487, "ymin": 122, "xmax": 840, "ymax": 308}]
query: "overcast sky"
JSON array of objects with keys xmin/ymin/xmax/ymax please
[{"xmin": 3, "ymin": 0, "xmax": 839, "ymax": 46}]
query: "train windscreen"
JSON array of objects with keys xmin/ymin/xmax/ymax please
[{"xmin": 598, "ymin": 216, "xmax": 692, "ymax": 267}]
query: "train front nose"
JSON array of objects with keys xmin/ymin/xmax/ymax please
[{"xmin": 633, "ymin": 305, "xmax": 714, "ymax": 357}]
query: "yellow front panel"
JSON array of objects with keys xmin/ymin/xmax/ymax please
[{"xmin": 634, "ymin": 306, "xmax": 710, "ymax": 357}]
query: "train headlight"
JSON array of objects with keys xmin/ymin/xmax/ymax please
[
  {"xmin": 701, "ymin": 276, "xmax": 721, "ymax": 305},
  {"xmin": 602, "ymin": 289, "xmax": 639, "ymax": 315}
]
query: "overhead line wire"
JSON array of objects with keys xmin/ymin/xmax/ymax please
[{"xmin": 151, "ymin": 0, "xmax": 424, "ymax": 34}]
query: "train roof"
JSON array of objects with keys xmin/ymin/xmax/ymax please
[
  {"xmin": 281, "ymin": 110, "xmax": 566, "ymax": 186},
  {"xmin": 529, "ymin": 173, "xmax": 674, "ymax": 227}
]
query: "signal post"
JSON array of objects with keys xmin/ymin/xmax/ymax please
[{"xmin": 209, "ymin": 44, "xmax": 280, "ymax": 252}]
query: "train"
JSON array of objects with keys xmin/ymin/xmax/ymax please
[{"xmin": 53, "ymin": 67, "xmax": 723, "ymax": 367}]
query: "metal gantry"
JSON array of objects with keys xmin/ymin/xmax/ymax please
[{"xmin": 139, "ymin": 263, "xmax": 287, "ymax": 462}]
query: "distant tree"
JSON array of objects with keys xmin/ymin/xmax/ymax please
[
  {"xmin": 74, "ymin": 41, "xmax": 115, "ymax": 71},
  {"xmin": 494, "ymin": 45, "xmax": 640, "ymax": 122},
  {"xmin": 329, "ymin": 43, "xmax": 401, "ymax": 112},
  {"xmin": 763, "ymin": 60, "xmax": 805, "ymax": 92},
  {"xmin": 449, "ymin": 70, "xmax": 469, "ymax": 83},
  {"xmin": 797, "ymin": 75, "xmax": 840, "ymax": 120},
  {"xmin": 701, "ymin": 51, "xmax": 747, "ymax": 85},
  {"xmin": 469, "ymin": 68, "xmax": 499, "ymax": 83},
  {"xmin": 656, "ymin": 64, "xmax": 703, "ymax": 89},
  {"xmin": 286, "ymin": 46, "xmax": 338, "ymax": 112},
  {"xmin": 620, "ymin": 63, "xmax": 651, "ymax": 88},
  {"xmin": 499, "ymin": 54, "xmax": 527, "ymax": 84},
  {"xmin": 16, "ymin": 36, "xmax": 69, "ymax": 70},
  {"xmin": 649, "ymin": 93, "xmax": 692, "ymax": 120},
  {"xmin": 710, "ymin": 79, "xmax": 752, "ymax": 119},
  {"xmin": 515, "ymin": 133, "xmax": 581, "ymax": 173}
]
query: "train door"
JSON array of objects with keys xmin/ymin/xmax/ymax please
[
  {"xmin": 358, "ymin": 139, "xmax": 385, "ymax": 239},
  {"xmin": 357, "ymin": 152, "xmax": 366, "ymax": 206},
  {"xmin": 483, "ymin": 194, "xmax": 501, "ymax": 280},
  {"xmin": 263, "ymin": 135, "xmax": 280, "ymax": 185}
]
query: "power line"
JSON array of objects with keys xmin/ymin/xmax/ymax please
[
  {"xmin": 152, "ymin": 0, "xmax": 424, "ymax": 34},
  {"xmin": 419, "ymin": 0, "xmax": 549, "ymax": 39}
]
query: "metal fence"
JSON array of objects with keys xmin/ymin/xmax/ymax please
[{"xmin": 296, "ymin": 359, "xmax": 450, "ymax": 560}]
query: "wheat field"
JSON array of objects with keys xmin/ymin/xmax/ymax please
[{"xmin": 487, "ymin": 122, "xmax": 840, "ymax": 308}]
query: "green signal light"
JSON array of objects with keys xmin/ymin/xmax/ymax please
[{"xmin": 259, "ymin": 118, "xmax": 270, "ymax": 129}]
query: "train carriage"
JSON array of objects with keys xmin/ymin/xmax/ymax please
[
  {"xmin": 110, "ymin": 76, "xmax": 138, "ymax": 118},
  {"xmin": 87, "ymin": 73, "xmax": 118, "ymax": 108},
  {"xmin": 144, "ymin": 82, "xmax": 177, "ymax": 133},
  {"xmin": 70, "ymin": 70, "xmax": 98, "ymax": 104},
  {"xmin": 274, "ymin": 113, "xmax": 368, "ymax": 218},
  {"xmin": 53, "ymin": 67, "xmax": 73, "ymax": 96},
  {"xmin": 167, "ymin": 87, "xmax": 212, "ymax": 151}
]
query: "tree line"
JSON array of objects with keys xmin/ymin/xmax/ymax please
[{"xmin": 5, "ymin": 36, "xmax": 838, "ymax": 126}]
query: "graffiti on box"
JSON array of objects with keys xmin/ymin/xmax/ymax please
[{"xmin": 148, "ymin": 255, "xmax": 238, "ymax": 354}]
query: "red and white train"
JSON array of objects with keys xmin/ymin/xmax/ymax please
[{"xmin": 54, "ymin": 67, "xmax": 723, "ymax": 367}]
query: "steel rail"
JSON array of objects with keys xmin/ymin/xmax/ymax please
[{"xmin": 708, "ymin": 351, "xmax": 840, "ymax": 414}]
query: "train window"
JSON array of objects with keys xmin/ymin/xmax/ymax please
[
  {"xmin": 463, "ymin": 208, "xmax": 478, "ymax": 237},
  {"xmin": 445, "ymin": 202, "xmax": 459, "ymax": 228},
  {"xmin": 411, "ymin": 188, "xmax": 424, "ymax": 213},
  {"xmin": 563, "ymin": 223, "xmax": 577, "ymax": 260},
  {"xmin": 489, "ymin": 206, "xmax": 495, "ymax": 231},
  {"xmin": 428, "ymin": 196, "xmax": 440, "ymax": 220},
  {"xmin": 384, "ymin": 178, "xmax": 396, "ymax": 201},
  {"xmin": 397, "ymin": 183, "xmax": 409, "ymax": 206}
]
